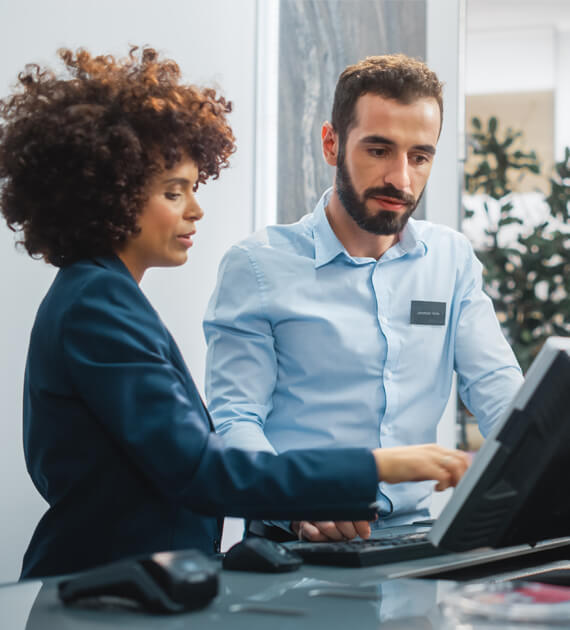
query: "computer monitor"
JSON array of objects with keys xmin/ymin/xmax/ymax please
[{"xmin": 429, "ymin": 336, "xmax": 570, "ymax": 552}]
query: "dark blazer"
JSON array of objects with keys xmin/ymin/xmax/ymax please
[{"xmin": 21, "ymin": 256, "xmax": 377, "ymax": 578}]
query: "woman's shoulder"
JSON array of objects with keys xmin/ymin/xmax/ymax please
[
  {"xmin": 56, "ymin": 256, "xmax": 141, "ymax": 299},
  {"xmin": 43, "ymin": 256, "xmax": 153, "ymax": 325},
  {"xmin": 50, "ymin": 257, "xmax": 171, "ymax": 351}
]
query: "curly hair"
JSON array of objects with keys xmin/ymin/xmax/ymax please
[
  {"xmin": 0, "ymin": 46, "xmax": 236, "ymax": 266},
  {"xmin": 332, "ymin": 54, "xmax": 444, "ymax": 161}
]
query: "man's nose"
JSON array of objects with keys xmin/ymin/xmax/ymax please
[{"xmin": 384, "ymin": 154, "xmax": 411, "ymax": 192}]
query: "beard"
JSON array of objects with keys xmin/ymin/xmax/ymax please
[{"xmin": 335, "ymin": 158, "xmax": 420, "ymax": 235}]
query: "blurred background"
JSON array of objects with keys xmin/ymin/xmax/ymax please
[
  {"xmin": 461, "ymin": 0, "xmax": 570, "ymax": 450},
  {"xmin": 0, "ymin": 0, "xmax": 567, "ymax": 583}
]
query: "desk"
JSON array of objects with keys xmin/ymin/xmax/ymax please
[{"xmin": 4, "ymin": 542, "xmax": 570, "ymax": 630}]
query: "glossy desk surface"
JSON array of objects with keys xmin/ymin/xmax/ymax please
[{"xmin": 5, "ymin": 538, "xmax": 570, "ymax": 630}]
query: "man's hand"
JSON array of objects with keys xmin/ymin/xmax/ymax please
[
  {"xmin": 290, "ymin": 519, "xmax": 372, "ymax": 542},
  {"xmin": 373, "ymin": 444, "xmax": 471, "ymax": 490}
]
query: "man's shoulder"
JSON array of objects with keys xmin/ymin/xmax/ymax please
[
  {"xmin": 409, "ymin": 218, "xmax": 473, "ymax": 251},
  {"xmin": 231, "ymin": 213, "xmax": 316, "ymax": 258}
]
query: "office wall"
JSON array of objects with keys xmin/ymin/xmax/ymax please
[
  {"xmin": 0, "ymin": 0, "xmax": 257, "ymax": 583},
  {"xmin": 466, "ymin": 0, "xmax": 570, "ymax": 160}
]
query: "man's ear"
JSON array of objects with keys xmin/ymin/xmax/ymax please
[{"xmin": 321, "ymin": 122, "xmax": 339, "ymax": 166}]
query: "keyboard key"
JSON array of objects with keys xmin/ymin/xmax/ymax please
[{"xmin": 287, "ymin": 532, "xmax": 447, "ymax": 567}]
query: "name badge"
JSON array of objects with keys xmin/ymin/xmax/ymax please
[{"xmin": 410, "ymin": 300, "xmax": 446, "ymax": 326}]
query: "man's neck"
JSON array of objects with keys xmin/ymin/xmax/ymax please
[{"xmin": 325, "ymin": 190, "xmax": 400, "ymax": 260}]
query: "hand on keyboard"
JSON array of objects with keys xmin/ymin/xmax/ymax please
[
  {"xmin": 373, "ymin": 444, "xmax": 471, "ymax": 490},
  {"xmin": 291, "ymin": 519, "xmax": 372, "ymax": 542}
]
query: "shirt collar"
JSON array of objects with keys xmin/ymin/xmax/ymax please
[
  {"xmin": 313, "ymin": 188, "xmax": 347, "ymax": 268},
  {"xmin": 398, "ymin": 218, "xmax": 428, "ymax": 258},
  {"xmin": 313, "ymin": 188, "xmax": 428, "ymax": 268}
]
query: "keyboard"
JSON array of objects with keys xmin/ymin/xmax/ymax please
[{"xmin": 286, "ymin": 532, "xmax": 448, "ymax": 567}]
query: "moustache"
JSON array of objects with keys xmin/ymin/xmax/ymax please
[{"xmin": 364, "ymin": 185, "xmax": 416, "ymax": 207}]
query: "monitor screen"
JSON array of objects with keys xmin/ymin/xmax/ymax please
[{"xmin": 429, "ymin": 336, "xmax": 570, "ymax": 552}]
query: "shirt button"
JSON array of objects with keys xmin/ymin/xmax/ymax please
[{"xmin": 385, "ymin": 370, "xmax": 392, "ymax": 380}]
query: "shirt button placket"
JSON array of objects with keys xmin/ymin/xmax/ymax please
[{"xmin": 372, "ymin": 264, "xmax": 390, "ymax": 443}]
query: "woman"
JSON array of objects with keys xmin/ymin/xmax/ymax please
[{"xmin": 0, "ymin": 47, "xmax": 469, "ymax": 579}]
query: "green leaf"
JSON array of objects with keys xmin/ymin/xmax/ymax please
[
  {"xmin": 498, "ymin": 217, "xmax": 524, "ymax": 227},
  {"xmin": 463, "ymin": 119, "xmax": 570, "ymax": 372}
]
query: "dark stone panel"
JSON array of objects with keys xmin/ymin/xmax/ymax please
[{"xmin": 277, "ymin": 0, "xmax": 427, "ymax": 223}]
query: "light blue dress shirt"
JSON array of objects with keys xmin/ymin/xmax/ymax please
[{"xmin": 204, "ymin": 189, "xmax": 523, "ymax": 523}]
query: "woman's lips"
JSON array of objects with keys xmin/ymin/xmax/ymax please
[{"xmin": 177, "ymin": 232, "xmax": 195, "ymax": 248}]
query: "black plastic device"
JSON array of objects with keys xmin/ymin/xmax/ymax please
[
  {"xmin": 223, "ymin": 537, "xmax": 303, "ymax": 572},
  {"xmin": 287, "ymin": 531, "xmax": 445, "ymax": 567},
  {"xmin": 430, "ymin": 337, "xmax": 570, "ymax": 552},
  {"xmin": 58, "ymin": 549, "xmax": 218, "ymax": 614}
]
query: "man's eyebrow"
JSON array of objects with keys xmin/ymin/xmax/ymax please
[
  {"xmin": 360, "ymin": 134, "xmax": 395, "ymax": 146},
  {"xmin": 360, "ymin": 135, "xmax": 436, "ymax": 155}
]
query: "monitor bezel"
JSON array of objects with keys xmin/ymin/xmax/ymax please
[{"xmin": 429, "ymin": 336, "xmax": 570, "ymax": 551}]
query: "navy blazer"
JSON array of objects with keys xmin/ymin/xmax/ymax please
[{"xmin": 21, "ymin": 256, "xmax": 377, "ymax": 578}]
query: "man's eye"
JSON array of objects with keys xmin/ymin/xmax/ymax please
[
  {"xmin": 369, "ymin": 148, "xmax": 387, "ymax": 157},
  {"xmin": 164, "ymin": 192, "xmax": 181, "ymax": 200}
]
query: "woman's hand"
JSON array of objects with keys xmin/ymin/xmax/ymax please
[
  {"xmin": 291, "ymin": 445, "xmax": 470, "ymax": 542},
  {"xmin": 373, "ymin": 444, "xmax": 471, "ymax": 491}
]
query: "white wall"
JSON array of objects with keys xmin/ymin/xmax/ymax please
[
  {"xmin": 426, "ymin": 0, "xmax": 463, "ymax": 231},
  {"xmin": 0, "ymin": 0, "xmax": 257, "ymax": 583},
  {"xmin": 425, "ymin": 0, "xmax": 464, "ymax": 516},
  {"xmin": 467, "ymin": 27, "xmax": 556, "ymax": 95},
  {"xmin": 555, "ymin": 28, "xmax": 570, "ymax": 160},
  {"xmin": 466, "ymin": 0, "xmax": 570, "ymax": 159}
]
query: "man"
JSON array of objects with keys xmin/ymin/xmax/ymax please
[{"xmin": 204, "ymin": 54, "xmax": 522, "ymax": 542}]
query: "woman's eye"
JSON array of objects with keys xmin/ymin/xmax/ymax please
[{"xmin": 164, "ymin": 192, "xmax": 181, "ymax": 201}]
